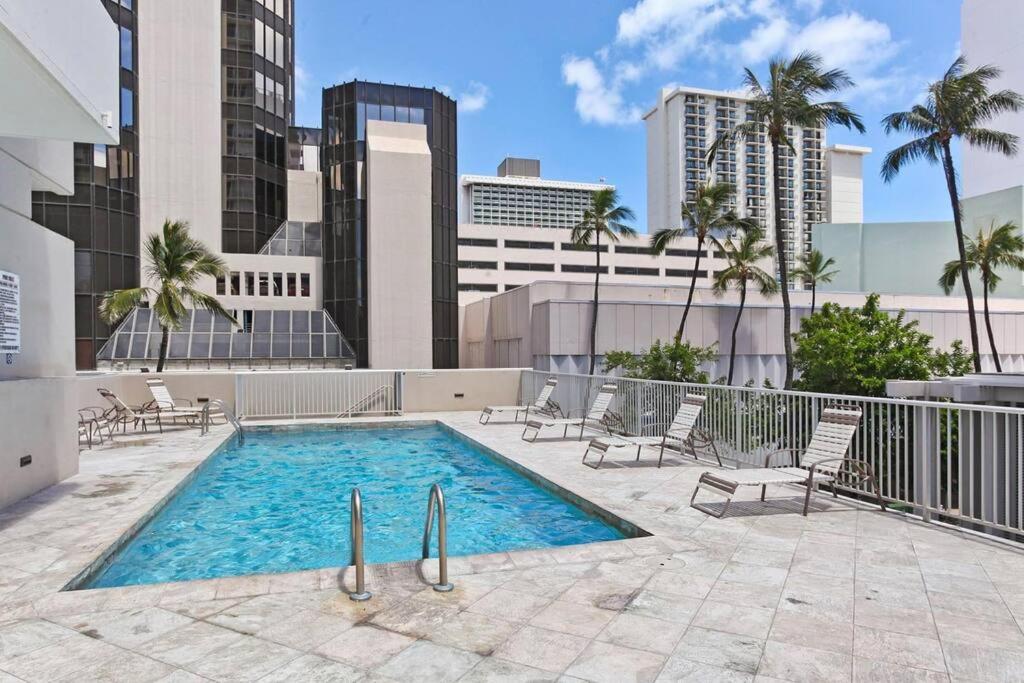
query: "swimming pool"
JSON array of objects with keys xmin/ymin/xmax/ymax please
[{"xmin": 82, "ymin": 423, "xmax": 629, "ymax": 588}]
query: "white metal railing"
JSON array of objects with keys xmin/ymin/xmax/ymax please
[
  {"xmin": 521, "ymin": 369, "xmax": 1024, "ymax": 540},
  {"xmin": 236, "ymin": 370, "xmax": 403, "ymax": 419}
]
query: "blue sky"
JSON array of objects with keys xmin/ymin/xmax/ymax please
[{"xmin": 294, "ymin": 0, "xmax": 964, "ymax": 232}]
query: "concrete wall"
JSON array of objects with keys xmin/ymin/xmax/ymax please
[
  {"xmin": 76, "ymin": 371, "xmax": 237, "ymax": 410},
  {"xmin": 286, "ymin": 170, "xmax": 322, "ymax": 223},
  {"xmin": 138, "ymin": 0, "xmax": 222, "ymax": 253},
  {"xmin": 962, "ymin": 0, "xmax": 1024, "ymax": 197},
  {"xmin": 213, "ymin": 253, "xmax": 323, "ymax": 310},
  {"xmin": 365, "ymin": 120, "xmax": 433, "ymax": 369},
  {"xmin": 402, "ymin": 369, "xmax": 522, "ymax": 412},
  {"xmin": 826, "ymin": 145, "xmax": 869, "ymax": 224},
  {"xmin": 815, "ymin": 186, "xmax": 1024, "ymax": 298}
]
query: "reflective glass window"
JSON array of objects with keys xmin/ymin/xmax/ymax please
[
  {"xmin": 120, "ymin": 27, "xmax": 133, "ymax": 71},
  {"xmin": 120, "ymin": 88, "xmax": 134, "ymax": 128}
]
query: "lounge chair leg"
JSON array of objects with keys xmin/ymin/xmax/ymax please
[
  {"xmin": 657, "ymin": 437, "xmax": 666, "ymax": 468},
  {"xmin": 157, "ymin": 414, "xmax": 163, "ymax": 434},
  {"xmin": 690, "ymin": 472, "xmax": 737, "ymax": 518},
  {"xmin": 760, "ymin": 484, "xmax": 766, "ymax": 502},
  {"xmin": 802, "ymin": 474, "xmax": 816, "ymax": 516},
  {"xmin": 636, "ymin": 445, "xmax": 642, "ymax": 462},
  {"xmin": 870, "ymin": 473, "xmax": 885, "ymax": 512}
]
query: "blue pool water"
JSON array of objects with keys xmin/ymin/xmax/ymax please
[{"xmin": 85, "ymin": 424, "xmax": 625, "ymax": 588}]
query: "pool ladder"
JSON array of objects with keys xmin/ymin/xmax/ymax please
[
  {"xmin": 347, "ymin": 483, "xmax": 453, "ymax": 601},
  {"xmin": 200, "ymin": 399, "xmax": 244, "ymax": 444}
]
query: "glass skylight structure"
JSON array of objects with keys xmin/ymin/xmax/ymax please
[
  {"xmin": 257, "ymin": 220, "xmax": 322, "ymax": 256},
  {"xmin": 97, "ymin": 307, "xmax": 355, "ymax": 368}
]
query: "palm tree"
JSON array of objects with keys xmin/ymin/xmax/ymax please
[
  {"xmin": 713, "ymin": 227, "xmax": 778, "ymax": 385},
  {"xmin": 572, "ymin": 187, "xmax": 636, "ymax": 375},
  {"xmin": 651, "ymin": 182, "xmax": 756, "ymax": 342},
  {"xmin": 882, "ymin": 56, "xmax": 1023, "ymax": 372},
  {"xmin": 709, "ymin": 52, "xmax": 865, "ymax": 389},
  {"xmin": 939, "ymin": 221, "xmax": 1024, "ymax": 372},
  {"xmin": 100, "ymin": 219, "xmax": 234, "ymax": 372},
  {"xmin": 792, "ymin": 248, "xmax": 839, "ymax": 314}
]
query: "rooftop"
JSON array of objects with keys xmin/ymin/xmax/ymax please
[{"xmin": 2, "ymin": 406, "xmax": 1022, "ymax": 681}]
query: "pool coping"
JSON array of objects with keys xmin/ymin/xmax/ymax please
[{"xmin": 63, "ymin": 417, "xmax": 648, "ymax": 592}]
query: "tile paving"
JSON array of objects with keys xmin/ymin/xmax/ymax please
[{"xmin": 1, "ymin": 411, "xmax": 1024, "ymax": 680}]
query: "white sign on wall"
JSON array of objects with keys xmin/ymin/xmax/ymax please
[{"xmin": 0, "ymin": 270, "xmax": 21, "ymax": 355}]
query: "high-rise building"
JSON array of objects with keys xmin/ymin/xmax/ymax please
[
  {"xmin": 322, "ymin": 82, "xmax": 458, "ymax": 368},
  {"xmin": 961, "ymin": 0, "xmax": 1024, "ymax": 197},
  {"xmin": 460, "ymin": 157, "xmax": 611, "ymax": 230},
  {"xmin": 644, "ymin": 86, "xmax": 867, "ymax": 275},
  {"xmin": 31, "ymin": 0, "xmax": 140, "ymax": 369}
]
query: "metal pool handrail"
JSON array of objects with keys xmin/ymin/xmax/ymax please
[
  {"xmin": 200, "ymin": 399, "xmax": 244, "ymax": 444},
  {"xmin": 422, "ymin": 483, "xmax": 454, "ymax": 592},
  {"xmin": 349, "ymin": 488, "xmax": 371, "ymax": 601}
]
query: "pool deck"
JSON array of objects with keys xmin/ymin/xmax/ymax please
[{"xmin": 2, "ymin": 412, "xmax": 1024, "ymax": 681}]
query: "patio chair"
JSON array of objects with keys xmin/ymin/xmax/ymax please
[
  {"xmin": 77, "ymin": 406, "xmax": 117, "ymax": 447},
  {"xmin": 480, "ymin": 377, "xmax": 561, "ymax": 424},
  {"xmin": 582, "ymin": 394, "xmax": 721, "ymax": 468},
  {"xmin": 98, "ymin": 387, "xmax": 163, "ymax": 434},
  {"xmin": 690, "ymin": 405, "xmax": 885, "ymax": 517},
  {"xmin": 144, "ymin": 378, "xmax": 206, "ymax": 426},
  {"xmin": 521, "ymin": 383, "xmax": 620, "ymax": 442}
]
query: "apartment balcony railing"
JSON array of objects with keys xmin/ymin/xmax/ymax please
[{"xmin": 520, "ymin": 369, "xmax": 1024, "ymax": 541}]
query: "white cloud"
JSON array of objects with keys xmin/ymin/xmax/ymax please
[
  {"xmin": 295, "ymin": 60, "xmax": 310, "ymax": 98},
  {"xmin": 793, "ymin": 0, "xmax": 822, "ymax": 14},
  {"xmin": 617, "ymin": 0, "xmax": 739, "ymax": 71},
  {"xmin": 458, "ymin": 82, "xmax": 490, "ymax": 113},
  {"xmin": 738, "ymin": 16, "xmax": 792, "ymax": 63},
  {"xmin": 562, "ymin": 56, "xmax": 644, "ymax": 125}
]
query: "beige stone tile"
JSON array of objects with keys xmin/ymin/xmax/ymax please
[
  {"xmin": 643, "ymin": 570, "xmax": 716, "ymax": 600},
  {"xmin": 530, "ymin": 600, "xmax": 615, "ymax": 638},
  {"xmin": 597, "ymin": 612, "xmax": 687, "ymax": 655},
  {"xmin": 425, "ymin": 610, "xmax": 519, "ymax": 656},
  {"xmin": 656, "ymin": 655, "xmax": 755, "ymax": 682},
  {"xmin": 255, "ymin": 653, "xmax": 362, "ymax": 682},
  {"xmin": 852, "ymin": 657, "xmax": 950, "ymax": 683},
  {"xmin": 674, "ymin": 627, "xmax": 764, "ymax": 675},
  {"xmin": 493, "ymin": 625, "xmax": 589, "ymax": 673},
  {"xmin": 853, "ymin": 626, "xmax": 946, "ymax": 673},
  {"xmin": 314, "ymin": 624, "xmax": 415, "ymax": 669},
  {"xmin": 368, "ymin": 598, "xmax": 460, "ymax": 638},
  {"xmin": 625, "ymin": 590, "xmax": 701, "ymax": 625},
  {"xmin": 207, "ymin": 594, "xmax": 300, "ymax": 635},
  {"xmin": 459, "ymin": 657, "xmax": 560, "ymax": 682},
  {"xmin": 933, "ymin": 610, "xmax": 1024, "ymax": 652},
  {"xmin": 0, "ymin": 619, "xmax": 76, "ymax": 660},
  {"xmin": 691, "ymin": 601, "xmax": 775, "ymax": 639},
  {"xmin": 375, "ymin": 640, "xmax": 481, "ymax": 682},
  {"xmin": 186, "ymin": 635, "xmax": 301, "ymax": 682},
  {"xmin": 0, "ymin": 633, "xmax": 123, "ymax": 682},
  {"xmin": 559, "ymin": 578, "xmax": 639, "ymax": 611},
  {"xmin": 942, "ymin": 641, "xmax": 1024, "ymax": 681},
  {"xmin": 137, "ymin": 621, "xmax": 247, "ymax": 668},
  {"xmin": 564, "ymin": 640, "xmax": 666, "ymax": 683},
  {"xmin": 706, "ymin": 580, "xmax": 782, "ymax": 610},
  {"xmin": 768, "ymin": 609, "xmax": 853, "ymax": 655},
  {"xmin": 254, "ymin": 609, "xmax": 354, "ymax": 651},
  {"xmin": 853, "ymin": 602, "xmax": 936, "ymax": 639},
  {"xmin": 468, "ymin": 588, "xmax": 551, "ymax": 622},
  {"xmin": 53, "ymin": 648, "xmax": 174, "ymax": 683},
  {"xmin": 758, "ymin": 640, "xmax": 853, "ymax": 682},
  {"xmin": 54, "ymin": 606, "xmax": 193, "ymax": 648}
]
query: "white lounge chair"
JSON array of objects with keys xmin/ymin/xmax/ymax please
[
  {"xmin": 521, "ymin": 383, "xmax": 619, "ymax": 442},
  {"xmin": 480, "ymin": 377, "xmax": 561, "ymax": 424},
  {"xmin": 98, "ymin": 387, "xmax": 163, "ymax": 433},
  {"xmin": 583, "ymin": 394, "xmax": 720, "ymax": 468},
  {"xmin": 144, "ymin": 378, "xmax": 205, "ymax": 425},
  {"xmin": 690, "ymin": 405, "xmax": 885, "ymax": 517}
]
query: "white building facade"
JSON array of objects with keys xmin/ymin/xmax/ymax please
[
  {"xmin": 644, "ymin": 86, "xmax": 868, "ymax": 272},
  {"xmin": 460, "ymin": 158, "xmax": 611, "ymax": 231}
]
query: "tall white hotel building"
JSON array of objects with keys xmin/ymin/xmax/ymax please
[{"xmin": 644, "ymin": 86, "xmax": 869, "ymax": 274}]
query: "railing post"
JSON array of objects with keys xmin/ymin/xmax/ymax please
[
  {"xmin": 913, "ymin": 405, "xmax": 937, "ymax": 522},
  {"xmin": 349, "ymin": 488, "xmax": 371, "ymax": 601}
]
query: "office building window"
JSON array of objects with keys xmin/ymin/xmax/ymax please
[
  {"xmin": 504, "ymin": 240, "xmax": 554, "ymax": 250},
  {"xmin": 120, "ymin": 87, "xmax": 134, "ymax": 128},
  {"xmin": 458, "ymin": 283, "xmax": 498, "ymax": 292},
  {"xmin": 615, "ymin": 266, "xmax": 659, "ymax": 276},
  {"xmin": 504, "ymin": 262, "xmax": 555, "ymax": 272},
  {"xmin": 224, "ymin": 176, "xmax": 254, "ymax": 211},
  {"xmin": 666, "ymin": 269, "xmax": 710, "ymax": 278},
  {"xmin": 458, "ymin": 260, "xmax": 498, "ymax": 270},
  {"xmin": 561, "ymin": 242, "xmax": 608, "ymax": 252},
  {"xmin": 458, "ymin": 237, "xmax": 497, "ymax": 247},
  {"xmin": 300, "ymin": 273, "xmax": 310, "ymax": 297},
  {"xmin": 614, "ymin": 245, "xmax": 654, "ymax": 255},
  {"xmin": 120, "ymin": 27, "xmax": 133, "ymax": 71},
  {"xmin": 562, "ymin": 264, "xmax": 608, "ymax": 274},
  {"xmin": 225, "ymin": 66, "xmax": 254, "ymax": 103}
]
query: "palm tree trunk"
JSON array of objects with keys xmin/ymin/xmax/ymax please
[
  {"xmin": 588, "ymin": 233, "xmax": 601, "ymax": 375},
  {"xmin": 810, "ymin": 282, "xmax": 817, "ymax": 314},
  {"xmin": 157, "ymin": 325, "xmax": 169, "ymax": 373},
  {"xmin": 771, "ymin": 139, "xmax": 795, "ymax": 388},
  {"xmin": 728, "ymin": 281, "xmax": 747, "ymax": 385},
  {"xmin": 982, "ymin": 275, "xmax": 1002, "ymax": 372},
  {"xmin": 675, "ymin": 238, "xmax": 703, "ymax": 343},
  {"xmin": 941, "ymin": 141, "xmax": 982, "ymax": 373}
]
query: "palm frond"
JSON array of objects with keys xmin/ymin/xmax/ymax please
[
  {"xmin": 963, "ymin": 128, "xmax": 1019, "ymax": 156},
  {"xmin": 938, "ymin": 258, "xmax": 964, "ymax": 294},
  {"xmin": 881, "ymin": 136, "xmax": 941, "ymax": 182},
  {"xmin": 99, "ymin": 287, "xmax": 153, "ymax": 324}
]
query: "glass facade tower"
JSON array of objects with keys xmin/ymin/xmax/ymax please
[
  {"xmin": 220, "ymin": 0, "xmax": 295, "ymax": 254},
  {"xmin": 32, "ymin": 0, "xmax": 140, "ymax": 370},
  {"xmin": 322, "ymin": 82, "xmax": 458, "ymax": 368}
]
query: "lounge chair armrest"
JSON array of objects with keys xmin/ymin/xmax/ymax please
[
  {"xmin": 602, "ymin": 411, "xmax": 625, "ymax": 433},
  {"xmin": 689, "ymin": 427, "xmax": 715, "ymax": 445},
  {"xmin": 764, "ymin": 447, "xmax": 801, "ymax": 468},
  {"xmin": 175, "ymin": 398, "xmax": 194, "ymax": 407},
  {"xmin": 545, "ymin": 399, "xmax": 563, "ymax": 418},
  {"xmin": 140, "ymin": 400, "xmax": 163, "ymax": 414},
  {"xmin": 807, "ymin": 457, "xmax": 872, "ymax": 479}
]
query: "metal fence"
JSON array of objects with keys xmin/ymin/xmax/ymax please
[
  {"xmin": 236, "ymin": 370, "xmax": 403, "ymax": 419},
  {"xmin": 521, "ymin": 369, "xmax": 1024, "ymax": 539}
]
